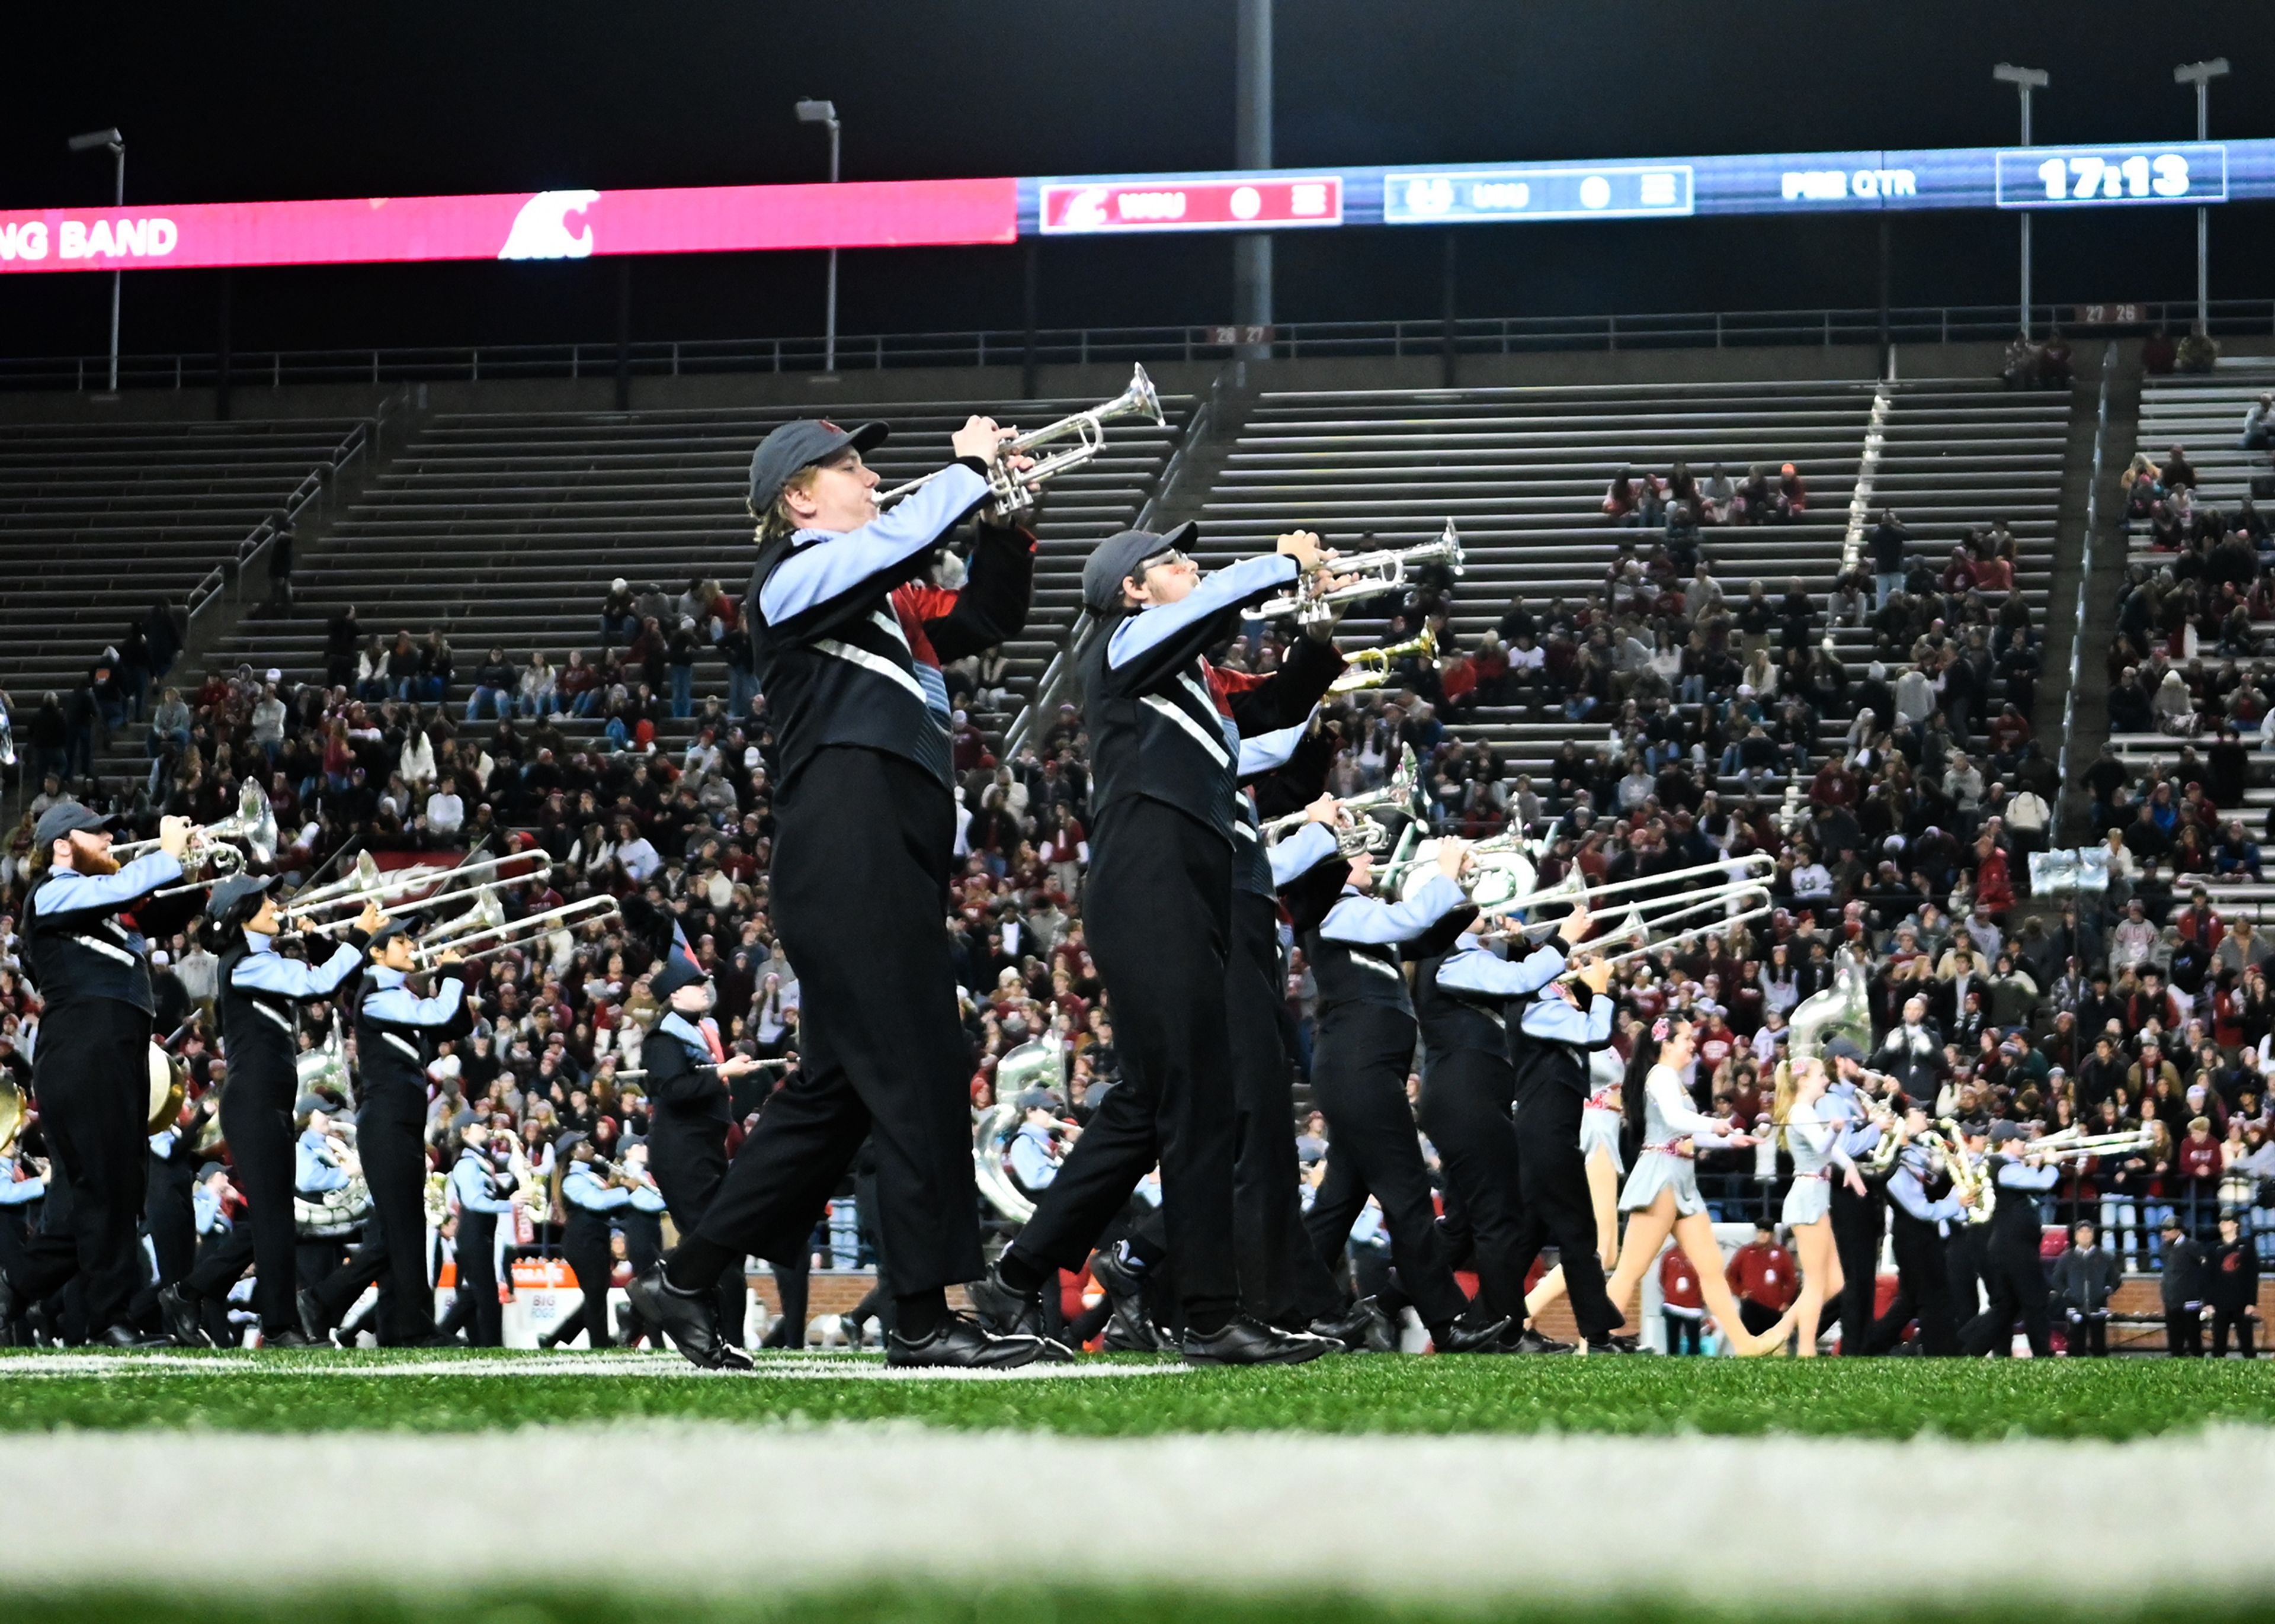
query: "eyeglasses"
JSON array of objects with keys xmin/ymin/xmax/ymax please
[{"xmin": 1139, "ymin": 548, "xmax": 1191, "ymax": 574}]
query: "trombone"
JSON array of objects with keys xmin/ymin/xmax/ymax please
[
  {"xmin": 130, "ymin": 782, "xmax": 281, "ymax": 898},
  {"xmin": 286, "ymin": 849, "xmax": 550, "ymax": 926},
  {"xmin": 1255, "ymin": 519, "xmax": 1465, "ymax": 626},
  {"xmin": 875, "ymin": 365, "xmax": 1165, "ymax": 518},
  {"xmin": 1257, "ymin": 745, "xmax": 1424, "ymax": 842},
  {"xmin": 1328, "ymin": 626, "xmax": 1437, "ymax": 694},
  {"xmin": 411, "ymin": 895, "xmax": 620, "ymax": 968},
  {"xmin": 1553, "ymin": 891, "xmax": 1777, "ymax": 983}
]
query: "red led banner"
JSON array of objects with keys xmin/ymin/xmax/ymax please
[
  {"xmin": 0, "ymin": 177, "xmax": 1017, "ymax": 274},
  {"xmin": 1039, "ymin": 176, "xmax": 1343, "ymax": 235}
]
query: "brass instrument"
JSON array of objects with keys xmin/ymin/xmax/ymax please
[
  {"xmin": 146, "ymin": 1042, "xmax": 188, "ymax": 1134},
  {"xmin": 1789, "ymin": 948, "xmax": 1873, "ymax": 1065},
  {"xmin": 131, "ymin": 782, "xmax": 281, "ymax": 898},
  {"xmin": 410, "ymin": 895, "xmax": 620, "ymax": 969},
  {"xmin": 294, "ymin": 853, "xmax": 550, "ymax": 930},
  {"xmin": 1554, "ymin": 893, "xmax": 1777, "ymax": 983},
  {"xmin": 283, "ymin": 851, "xmax": 447, "ymax": 917},
  {"xmin": 294, "ymin": 1123, "xmax": 373, "ymax": 1239},
  {"xmin": 1935, "ymin": 1118, "xmax": 1996, "ymax": 1227},
  {"xmin": 875, "ymin": 366, "xmax": 1165, "ymax": 518},
  {"xmin": 0, "ymin": 704, "xmax": 15, "ymax": 769},
  {"xmin": 0, "ymin": 1073, "xmax": 24, "ymax": 1157},
  {"xmin": 1258, "ymin": 745, "xmax": 1424, "ymax": 846},
  {"xmin": 2024, "ymin": 1126, "xmax": 2156, "ymax": 1164},
  {"xmin": 1328, "ymin": 626, "xmax": 1438, "ymax": 694},
  {"xmin": 1255, "ymin": 519, "xmax": 1465, "ymax": 626},
  {"xmin": 973, "ymin": 1040, "xmax": 1060, "ymax": 1224}
]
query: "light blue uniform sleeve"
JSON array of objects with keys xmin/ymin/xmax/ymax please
[
  {"xmin": 1268, "ymin": 821, "xmax": 1338, "ymax": 888},
  {"xmin": 363, "ymin": 977, "xmax": 466, "ymax": 1027},
  {"xmin": 295, "ymin": 1132, "xmax": 350, "ymax": 1193},
  {"xmin": 1997, "ymin": 1159, "xmax": 2062, "ymax": 1192},
  {"xmin": 563, "ymin": 1164, "xmax": 633, "ymax": 1212},
  {"xmin": 450, "ymin": 1157, "xmax": 516, "ymax": 1214},
  {"xmin": 757, "ymin": 464, "xmax": 989, "ymax": 625},
  {"xmin": 630, "ymin": 1180, "xmax": 667, "ymax": 1213},
  {"xmin": 1320, "ymin": 872, "xmax": 1466, "ymax": 946},
  {"xmin": 148, "ymin": 1129, "xmax": 178, "ymax": 1157},
  {"xmin": 233, "ymin": 938, "xmax": 366, "ymax": 1000},
  {"xmin": 1237, "ymin": 720, "xmax": 1309, "ymax": 782},
  {"xmin": 1518, "ymin": 993, "xmax": 1614, "ymax": 1046},
  {"xmin": 192, "ymin": 1185, "xmax": 225, "ymax": 1232},
  {"xmin": 1348, "ymin": 1204, "xmax": 1386, "ymax": 1246},
  {"xmin": 1888, "ymin": 1161, "xmax": 1965, "ymax": 1225},
  {"xmin": 0, "ymin": 1170, "xmax": 44, "ymax": 1206},
  {"xmin": 38, "ymin": 850, "xmax": 185, "ymax": 919},
  {"xmin": 1437, "ymin": 940, "xmax": 1568, "ymax": 999},
  {"xmin": 1008, "ymin": 1131, "xmax": 1059, "ymax": 1189},
  {"xmin": 1106, "ymin": 554, "xmax": 1298, "ymax": 670}
]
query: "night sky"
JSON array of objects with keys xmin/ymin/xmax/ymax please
[{"xmin": 2, "ymin": 0, "xmax": 2267, "ymax": 362}]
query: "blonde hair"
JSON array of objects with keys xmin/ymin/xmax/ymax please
[{"xmin": 755, "ymin": 467, "xmax": 825, "ymax": 544}]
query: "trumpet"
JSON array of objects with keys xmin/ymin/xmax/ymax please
[
  {"xmin": 875, "ymin": 365, "xmax": 1165, "ymax": 518},
  {"xmin": 133, "ymin": 782, "xmax": 281, "ymax": 897},
  {"xmin": 1258, "ymin": 745, "xmax": 1424, "ymax": 840},
  {"xmin": 289, "ymin": 850, "xmax": 550, "ymax": 926},
  {"xmin": 411, "ymin": 895, "xmax": 620, "ymax": 969},
  {"xmin": 1255, "ymin": 519, "xmax": 1465, "ymax": 625},
  {"xmin": 1328, "ymin": 626, "xmax": 1438, "ymax": 694}
]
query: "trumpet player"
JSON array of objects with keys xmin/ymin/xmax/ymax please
[
  {"xmin": 1861, "ymin": 1106, "xmax": 1973, "ymax": 1356},
  {"xmin": 639, "ymin": 412, "xmax": 1047, "ymax": 1372},
  {"xmin": 160, "ymin": 876, "xmax": 382, "ymax": 1349},
  {"xmin": 1821, "ymin": 1038, "xmax": 1892, "ymax": 1357},
  {"xmin": 1, "ymin": 805, "xmax": 190, "ymax": 1349},
  {"xmin": 556, "ymin": 1134, "xmax": 630, "ymax": 1349},
  {"xmin": 975, "ymin": 526, "xmax": 1346, "ymax": 1366},
  {"xmin": 447, "ymin": 1116, "xmax": 517, "ymax": 1348},
  {"xmin": 302, "ymin": 921, "xmax": 475, "ymax": 1347},
  {"xmin": 1957, "ymin": 1121, "xmax": 2061, "ymax": 1358}
]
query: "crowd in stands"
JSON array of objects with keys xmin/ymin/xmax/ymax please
[{"xmin": 0, "ymin": 459, "xmax": 2267, "ymax": 1355}]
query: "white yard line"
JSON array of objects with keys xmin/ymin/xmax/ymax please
[
  {"xmin": 0, "ymin": 1350, "xmax": 1189, "ymax": 1381},
  {"xmin": 10, "ymin": 1424, "xmax": 2275, "ymax": 1603}
]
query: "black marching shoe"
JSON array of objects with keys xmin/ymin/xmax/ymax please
[
  {"xmin": 1101, "ymin": 1305, "xmax": 1178, "ymax": 1353},
  {"xmin": 887, "ymin": 1310, "xmax": 1051, "ymax": 1369},
  {"xmin": 966, "ymin": 1260, "xmax": 1047, "ymax": 1337},
  {"xmin": 627, "ymin": 1263, "xmax": 754, "ymax": 1372},
  {"xmin": 1312, "ymin": 1295, "xmax": 1393, "ymax": 1353},
  {"xmin": 1584, "ymin": 1334, "xmax": 1644, "ymax": 1355},
  {"xmin": 1504, "ymin": 1324, "xmax": 1577, "ymax": 1355},
  {"xmin": 157, "ymin": 1284, "xmax": 212, "ymax": 1348},
  {"xmin": 296, "ymin": 1288, "xmax": 335, "ymax": 1345},
  {"xmin": 263, "ymin": 1328, "xmax": 326, "ymax": 1349},
  {"xmin": 1183, "ymin": 1312, "xmax": 1336, "ymax": 1366},
  {"xmin": 1433, "ymin": 1314, "xmax": 1514, "ymax": 1354},
  {"xmin": 96, "ymin": 1323, "xmax": 171, "ymax": 1349},
  {"xmin": 1089, "ymin": 1249, "xmax": 1178, "ymax": 1349}
]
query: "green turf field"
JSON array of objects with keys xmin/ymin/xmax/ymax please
[{"xmin": 3, "ymin": 1347, "xmax": 2272, "ymax": 1439}]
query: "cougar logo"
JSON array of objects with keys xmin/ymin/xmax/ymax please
[
  {"xmin": 1060, "ymin": 185, "xmax": 1110, "ymax": 231},
  {"xmin": 499, "ymin": 190, "xmax": 600, "ymax": 260}
]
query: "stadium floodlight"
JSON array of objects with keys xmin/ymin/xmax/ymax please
[
  {"xmin": 67, "ymin": 128, "xmax": 126, "ymax": 391},
  {"xmin": 1991, "ymin": 66, "xmax": 2046, "ymax": 338},
  {"xmin": 796, "ymin": 100, "xmax": 842, "ymax": 374},
  {"xmin": 2174, "ymin": 59, "xmax": 2229, "ymax": 333}
]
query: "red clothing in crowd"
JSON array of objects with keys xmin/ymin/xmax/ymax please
[
  {"xmin": 2177, "ymin": 1132, "xmax": 2223, "ymax": 1185},
  {"xmin": 1659, "ymin": 1249, "xmax": 1704, "ymax": 1311},
  {"xmin": 1728, "ymin": 1238, "xmax": 1799, "ymax": 1311}
]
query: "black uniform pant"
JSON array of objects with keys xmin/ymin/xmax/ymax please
[
  {"xmin": 1414, "ymin": 1047, "xmax": 1534, "ymax": 1323},
  {"xmin": 1063, "ymin": 891, "xmax": 1342, "ymax": 1327},
  {"xmin": 1303, "ymin": 1007, "xmax": 1469, "ymax": 1330},
  {"xmin": 1947, "ymin": 1224, "xmax": 1985, "ymax": 1324},
  {"xmin": 647, "ymin": 1109, "xmax": 746, "ymax": 1341},
  {"xmin": 692, "ymin": 750, "xmax": 982, "ymax": 1296},
  {"xmin": 457, "ymin": 1211, "xmax": 502, "ymax": 1347},
  {"xmin": 2063, "ymin": 1307, "xmax": 2110, "ymax": 1356},
  {"xmin": 342, "ymin": 1097, "xmax": 434, "ymax": 1341},
  {"xmin": 2211, "ymin": 1308, "xmax": 2255, "ymax": 1357},
  {"xmin": 1011, "ymin": 800, "xmax": 1240, "ymax": 1320},
  {"xmin": 619, "ymin": 1209, "xmax": 664, "ymax": 1341},
  {"xmin": 205, "ymin": 1063, "xmax": 300, "ymax": 1330},
  {"xmin": 1961, "ymin": 1230, "xmax": 2049, "ymax": 1356},
  {"xmin": 9, "ymin": 1004, "xmax": 152, "ymax": 1331},
  {"xmin": 1506, "ymin": 1083, "xmax": 1620, "ymax": 1343},
  {"xmin": 561, "ymin": 1215, "xmax": 615, "ymax": 1348},
  {"xmin": 1830, "ymin": 1180, "xmax": 1885, "ymax": 1356},
  {"xmin": 1866, "ymin": 1214, "xmax": 1958, "ymax": 1356},
  {"xmin": 2167, "ymin": 1308, "xmax": 2204, "ymax": 1357},
  {"xmin": 144, "ymin": 1150, "xmax": 197, "ymax": 1287}
]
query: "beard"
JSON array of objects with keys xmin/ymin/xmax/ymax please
[{"xmin": 73, "ymin": 845, "xmax": 121, "ymax": 877}]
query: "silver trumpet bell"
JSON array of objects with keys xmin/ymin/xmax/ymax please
[{"xmin": 876, "ymin": 365, "xmax": 1166, "ymax": 517}]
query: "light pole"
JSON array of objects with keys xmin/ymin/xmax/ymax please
[
  {"xmin": 1991, "ymin": 66, "xmax": 2046, "ymax": 338},
  {"xmin": 68, "ymin": 127, "xmax": 124, "ymax": 391},
  {"xmin": 2175, "ymin": 58, "xmax": 2229, "ymax": 335},
  {"xmin": 796, "ymin": 99, "xmax": 841, "ymax": 375}
]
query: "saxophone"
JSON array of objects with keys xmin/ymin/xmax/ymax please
[{"xmin": 1935, "ymin": 1118, "xmax": 1997, "ymax": 1227}]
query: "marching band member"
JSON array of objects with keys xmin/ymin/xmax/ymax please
[
  {"xmin": 302, "ymin": 921, "xmax": 472, "ymax": 1347},
  {"xmin": 1516, "ymin": 1043, "xmax": 1628, "ymax": 1332},
  {"xmin": 556, "ymin": 1135, "xmax": 629, "ymax": 1349},
  {"xmin": 976, "ymin": 526, "xmax": 1342, "ymax": 1366},
  {"xmin": 1821, "ymin": 1038, "xmax": 1889, "ymax": 1357},
  {"xmin": 160, "ymin": 877, "xmax": 379, "ymax": 1349},
  {"xmin": 634, "ymin": 954, "xmax": 765, "ymax": 1347},
  {"xmin": 1297, "ymin": 836, "xmax": 1505, "ymax": 1353},
  {"xmin": 617, "ymin": 1142, "xmax": 668, "ymax": 1347},
  {"xmin": 1862, "ymin": 1106, "xmax": 1972, "ymax": 1355},
  {"xmin": 0, "ymin": 805, "xmax": 188, "ymax": 1347},
  {"xmin": 1591, "ymin": 1017, "xmax": 1791, "ymax": 1356},
  {"xmin": 1418, "ymin": 905, "xmax": 1595, "ymax": 1349},
  {"xmin": 1772, "ymin": 1056, "xmax": 1859, "ymax": 1357},
  {"xmin": 1957, "ymin": 1121, "xmax": 2060, "ymax": 1357},
  {"xmin": 638, "ymin": 413, "xmax": 1045, "ymax": 1372},
  {"xmin": 447, "ymin": 1116, "xmax": 516, "ymax": 1348}
]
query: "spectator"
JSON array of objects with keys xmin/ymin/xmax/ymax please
[
  {"xmin": 2161, "ymin": 1215, "xmax": 2207, "ymax": 1356},
  {"xmin": 2049, "ymin": 1220, "xmax": 2120, "ymax": 1356},
  {"xmin": 2206, "ymin": 1213, "xmax": 2260, "ymax": 1357}
]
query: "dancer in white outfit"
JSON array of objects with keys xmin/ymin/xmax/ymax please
[
  {"xmin": 1592, "ymin": 1018, "xmax": 1793, "ymax": 1356},
  {"xmin": 1774, "ymin": 1055, "xmax": 1864, "ymax": 1357}
]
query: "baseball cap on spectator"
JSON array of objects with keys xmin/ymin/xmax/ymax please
[
  {"xmin": 748, "ymin": 419, "xmax": 888, "ymax": 515},
  {"xmin": 1082, "ymin": 524, "xmax": 1199, "ymax": 614}
]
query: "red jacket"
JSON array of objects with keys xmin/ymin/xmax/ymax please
[
  {"xmin": 1728, "ymin": 1240, "xmax": 1799, "ymax": 1310},
  {"xmin": 1659, "ymin": 1249, "xmax": 1704, "ymax": 1311}
]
